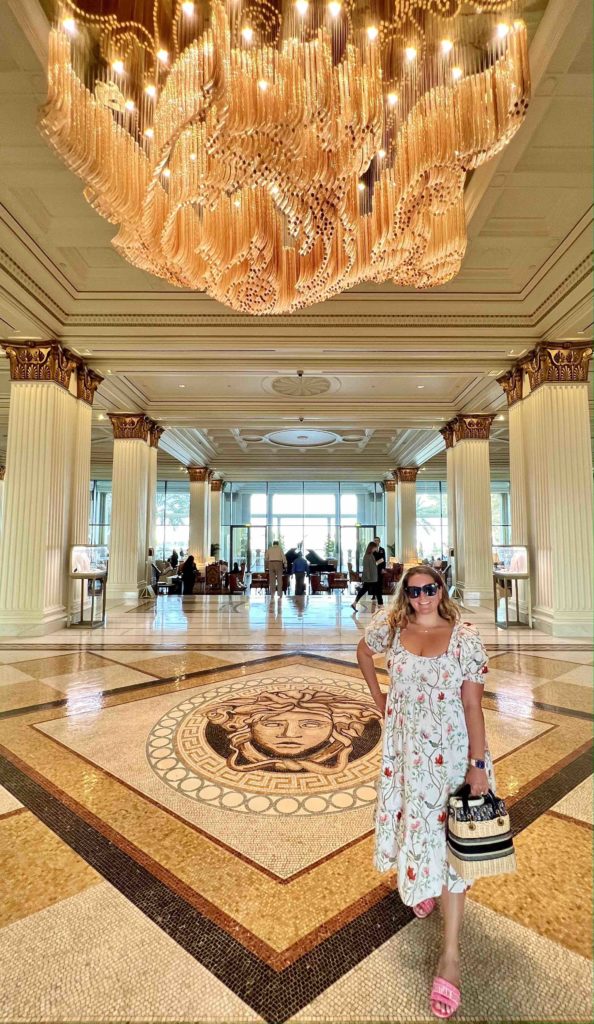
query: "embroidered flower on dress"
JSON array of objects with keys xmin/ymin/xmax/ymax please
[
  {"xmin": 437, "ymin": 811, "xmax": 447, "ymax": 824},
  {"xmin": 437, "ymin": 692, "xmax": 445, "ymax": 701},
  {"xmin": 423, "ymin": 866, "xmax": 430, "ymax": 877},
  {"xmin": 413, "ymin": 756, "xmax": 422, "ymax": 767},
  {"xmin": 417, "ymin": 694, "xmax": 426, "ymax": 703},
  {"xmin": 481, "ymin": 665, "xmax": 489, "ymax": 674},
  {"xmin": 384, "ymin": 766, "xmax": 393, "ymax": 778},
  {"xmin": 407, "ymin": 866, "xmax": 416, "ymax": 881},
  {"xmin": 410, "ymin": 820, "xmax": 421, "ymax": 831},
  {"xmin": 387, "ymin": 706, "xmax": 393, "ymax": 716},
  {"xmin": 435, "ymin": 754, "xmax": 444, "ymax": 766}
]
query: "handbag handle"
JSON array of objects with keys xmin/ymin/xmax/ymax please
[{"xmin": 452, "ymin": 783, "xmax": 498, "ymax": 814}]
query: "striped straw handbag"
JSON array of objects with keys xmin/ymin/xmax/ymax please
[{"xmin": 446, "ymin": 784, "xmax": 517, "ymax": 880}]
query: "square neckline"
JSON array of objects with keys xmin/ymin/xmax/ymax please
[{"xmin": 396, "ymin": 622, "xmax": 459, "ymax": 661}]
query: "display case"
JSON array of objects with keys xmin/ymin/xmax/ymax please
[
  {"xmin": 492, "ymin": 546, "xmax": 532, "ymax": 629},
  {"xmin": 68, "ymin": 545, "xmax": 109, "ymax": 628},
  {"xmin": 491, "ymin": 545, "xmax": 529, "ymax": 577}
]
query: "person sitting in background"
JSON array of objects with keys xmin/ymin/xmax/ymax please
[
  {"xmin": 232, "ymin": 562, "xmax": 241, "ymax": 574},
  {"xmin": 292, "ymin": 552, "xmax": 310, "ymax": 595},
  {"xmin": 181, "ymin": 555, "xmax": 196, "ymax": 595},
  {"xmin": 169, "ymin": 549, "xmax": 179, "ymax": 569}
]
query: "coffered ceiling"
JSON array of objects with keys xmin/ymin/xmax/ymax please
[{"xmin": 0, "ymin": 0, "xmax": 592, "ymax": 481}]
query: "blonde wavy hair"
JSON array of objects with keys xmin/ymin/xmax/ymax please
[{"xmin": 385, "ymin": 564, "xmax": 460, "ymax": 644}]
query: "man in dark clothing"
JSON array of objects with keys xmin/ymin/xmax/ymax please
[
  {"xmin": 291, "ymin": 552, "xmax": 310, "ymax": 595},
  {"xmin": 373, "ymin": 536, "xmax": 386, "ymax": 606}
]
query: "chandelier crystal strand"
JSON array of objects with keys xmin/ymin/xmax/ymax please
[{"xmin": 42, "ymin": 0, "xmax": 529, "ymax": 314}]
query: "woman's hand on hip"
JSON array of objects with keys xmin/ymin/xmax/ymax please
[
  {"xmin": 374, "ymin": 692, "xmax": 387, "ymax": 716},
  {"xmin": 465, "ymin": 765, "xmax": 489, "ymax": 796}
]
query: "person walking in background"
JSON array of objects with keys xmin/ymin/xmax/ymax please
[
  {"xmin": 351, "ymin": 542, "xmax": 378, "ymax": 611},
  {"xmin": 373, "ymin": 535, "xmax": 386, "ymax": 607},
  {"xmin": 265, "ymin": 540, "xmax": 287, "ymax": 598},
  {"xmin": 291, "ymin": 552, "xmax": 310, "ymax": 595},
  {"xmin": 169, "ymin": 549, "xmax": 179, "ymax": 569},
  {"xmin": 181, "ymin": 555, "xmax": 196, "ymax": 595}
]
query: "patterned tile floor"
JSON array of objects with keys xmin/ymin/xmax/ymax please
[{"xmin": 0, "ymin": 594, "xmax": 591, "ymax": 1022}]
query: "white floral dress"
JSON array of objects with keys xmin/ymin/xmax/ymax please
[{"xmin": 365, "ymin": 612, "xmax": 494, "ymax": 907}]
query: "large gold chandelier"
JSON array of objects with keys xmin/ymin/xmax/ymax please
[{"xmin": 41, "ymin": 1, "xmax": 530, "ymax": 314}]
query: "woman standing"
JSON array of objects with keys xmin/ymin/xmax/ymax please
[
  {"xmin": 351, "ymin": 541, "xmax": 379, "ymax": 611},
  {"xmin": 356, "ymin": 565, "xmax": 492, "ymax": 1019},
  {"xmin": 181, "ymin": 555, "xmax": 197, "ymax": 596}
]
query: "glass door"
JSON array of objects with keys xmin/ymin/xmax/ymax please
[
  {"xmin": 356, "ymin": 525, "xmax": 376, "ymax": 572},
  {"xmin": 229, "ymin": 526, "xmax": 267, "ymax": 571}
]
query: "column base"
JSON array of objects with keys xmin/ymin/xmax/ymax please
[
  {"xmin": 0, "ymin": 606, "xmax": 67, "ymax": 636},
  {"xmin": 533, "ymin": 606, "xmax": 593, "ymax": 638},
  {"xmin": 459, "ymin": 586, "xmax": 494, "ymax": 607},
  {"xmin": 107, "ymin": 583, "xmax": 142, "ymax": 602}
]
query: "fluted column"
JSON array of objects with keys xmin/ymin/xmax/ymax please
[
  {"xmin": 209, "ymin": 478, "xmax": 223, "ymax": 557},
  {"xmin": 69, "ymin": 363, "xmax": 103, "ymax": 615},
  {"xmin": 440, "ymin": 424, "xmax": 457, "ymax": 582},
  {"xmin": 146, "ymin": 423, "xmax": 163, "ymax": 556},
  {"xmin": 384, "ymin": 479, "xmax": 397, "ymax": 556},
  {"xmin": 452, "ymin": 415, "xmax": 494, "ymax": 605},
  {"xmin": 396, "ymin": 468, "xmax": 418, "ymax": 566},
  {"xmin": 519, "ymin": 344, "xmax": 592, "ymax": 636},
  {"xmin": 0, "ymin": 342, "xmax": 78, "ymax": 631},
  {"xmin": 0, "ymin": 466, "xmax": 5, "ymax": 536},
  {"xmin": 188, "ymin": 467, "xmax": 210, "ymax": 563},
  {"xmin": 108, "ymin": 414, "xmax": 151, "ymax": 602}
]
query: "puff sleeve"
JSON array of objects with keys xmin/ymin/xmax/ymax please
[
  {"xmin": 364, "ymin": 608, "xmax": 392, "ymax": 654},
  {"xmin": 457, "ymin": 623, "xmax": 489, "ymax": 683}
]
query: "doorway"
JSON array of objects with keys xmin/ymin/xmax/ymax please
[
  {"xmin": 229, "ymin": 526, "xmax": 267, "ymax": 571},
  {"xmin": 340, "ymin": 524, "xmax": 376, "ymax": 572}
]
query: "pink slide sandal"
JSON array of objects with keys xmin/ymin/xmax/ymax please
[
  {"xmin": 412, "ymin": 897, "xmax": 436, "ymax": 918},
  {"xmin": 430, "ymin": 977, "xmax": 461, "ymax": 1019}
]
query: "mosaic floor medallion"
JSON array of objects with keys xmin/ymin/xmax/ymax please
[{"xmin": 147, "ymin": 674, "xmax": 382, "ymax": 816}]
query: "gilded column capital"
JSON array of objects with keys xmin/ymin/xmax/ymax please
[
  {"xmin": 1, "ymin": 341, "xmax": 77, "ymax": 391},
  {"xmin": 439, "ymin": 422, "xmax": 456, "ymax": 449},
  {"xmin": 396, "ymin": 467, "xmax": 418, "ymax": 483},
  {"xmin": 187, "ymin": 466, "xmax": 210, "ymax": 482},
  {"xmin": 497, "ymin": 367, "xmax": 523, "ymax": 407},
  {"xmin": 524, "ymin": 342, "xmax": 592, "ymax": 393},
  {"xmin": 76, "ymin": 364, "xmax": 104, "ymax": 406},
  {"xmin": 0, "ymin": 466, "xmax": 5, "ymax": 481},
  {"xmin": 148, "ymin": 422, "xmax": 164, "ymax": 448},
  {"xmin": 453, "ymin": 414, "xmax": 495, "ymax": 442},
  {"xmin": 210, "ymin": 478, "xmax": 223, "ymax": 492},
  {"xmin": 384, "ymin": 479, "xmax": 396, "ymax": 492},
  {"xmin": 108, "ymin": 413, "xmax": 151, "ymax": 441}
]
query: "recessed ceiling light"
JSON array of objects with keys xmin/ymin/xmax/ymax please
[
  {"xmin": 178, "ymin": 383, "xmax": 185, "ymax": 388},
  {"xmin": 417, "ymin": 384, "xmax": 425, "ymax": 389}
]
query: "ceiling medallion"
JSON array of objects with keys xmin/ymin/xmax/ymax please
[
  {"xmin": 266, "ymin": 428, "xmax": 339, "ymax": 447},
  {"xmin": 269, "ymin": 375, "xmax": 333, "ymax": 396},
  {"xmin": 42, "ymin": 2, "xmax": 530, "ymax": 314}
]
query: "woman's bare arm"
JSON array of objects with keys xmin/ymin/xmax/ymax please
[{"xmin": 357, "ymin": 638, "xmax": 386, "ymax": 714}]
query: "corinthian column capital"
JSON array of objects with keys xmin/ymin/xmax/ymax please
[
  {"xmin": 453, "ymin": 414, "xmax": 495, "ymax": 442},
  {"xmin": 384, "ymin": 479, "xmax": 396, "ymax": 492},
  {"xmin": 148, "ymin": 422, "xmax": 165, "ymax": 448},
  {"xmin": 396, "ymin": 467, "xmax": 418, "ymax": 483},
  {"xmin": 76, "ymin": 364, "xmax": 104, "ymax": 406},
  {"xmin": 108, "ymin": 413, "xmax": 152, "ymax": 441},
  {"xmin": 210, "ymin": 478, "xmax": 223, "ymax": 492},
  {"xmin": 524, "ymin": 342, "xmax": 592, "ymax": 393},
  {"xmin": 0, "ymin": 466, "xmax": 5, "ymax": 481},
  {"xmin": 497, "ymin": 366, "xmax": 523, "ymax": 407},
  {"xmin": 1, "ymin": 341, "xmax": 77, "ymax": 391},
  {"xmin": 439, "ymin": 422, "xmax": 456, "ymax": 449},
  {"xmin": 187, "ymin": 466, "xmax": 210, "ymax": 482}
]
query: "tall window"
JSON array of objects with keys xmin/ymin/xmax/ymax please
[
  {"xmin": 89, "ymin": 480, "xmax": 112, "ymax": 546},
  {"xmin": 222, "ymin": 481, "xmax": 385, "ymax": 569},
  {"xmin": 491, "ymin": 482, "xmax": 511, "ymax": 545},
  {"xmin": 155, "ymin": 481, "xmax": 190, "ymax": 559},
  {"xmin": 416, "ymin": 481, "xmax": 448, "ymax": 560}
]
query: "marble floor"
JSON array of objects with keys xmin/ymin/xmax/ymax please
[{"xmin": 0, "ymin": 593, "xmax": 591, "ymax": 1023}]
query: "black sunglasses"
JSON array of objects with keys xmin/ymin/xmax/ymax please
[{"xmin": 404, "ymin": 583, "xmax": 441, "ymax": 598}]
